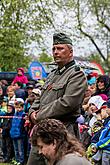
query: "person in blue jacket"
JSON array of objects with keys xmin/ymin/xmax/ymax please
[
  {"xmin": 92, "ymin": 116, "xmax": 110, "ymax": 164},
  {"xmin": 10, "ymin": 98, "xmax": 26, "ymax": 165}
]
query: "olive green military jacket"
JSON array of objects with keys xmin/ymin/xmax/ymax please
[{"xmin": 29, "ymin": 61, "xmax": 87, "ymax": 122}]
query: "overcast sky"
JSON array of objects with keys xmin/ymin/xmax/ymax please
[{"xmin": 27, "ymin": 5, "xmax": 105, "ymax": 59}]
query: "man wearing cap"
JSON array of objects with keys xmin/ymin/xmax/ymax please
[{"xmin": 27, "ymin": 33, "xmax": 87, "ymax": 165}]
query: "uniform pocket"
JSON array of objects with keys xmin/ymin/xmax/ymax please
[
  {"xmin": 52, "ymin": 83, "xmax": 66, "ymax": 98},
  {"xmin": 52, "ymin": 83, "xmax": 64, "ymax": 90}
]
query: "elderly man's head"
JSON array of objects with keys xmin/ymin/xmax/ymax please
[{"xmin": 52, "ymin": 33, "xmax": 73, "ymax": 68}]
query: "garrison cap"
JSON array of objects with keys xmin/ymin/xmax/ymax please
[{"xmin": 53, "ymin": 33, "xmax": 72, "ymax": 45}]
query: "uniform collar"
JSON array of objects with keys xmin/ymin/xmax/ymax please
[{"xmin": 58, "ymin": 60, "xmax": 75, "ymax": 74}]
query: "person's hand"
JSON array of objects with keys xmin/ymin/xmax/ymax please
[
  {"xmin": 91, "ymin": 145, "xmax": 97, "ymax": 153},
  {"xmin": 82, "ymin": 104, "xmax": 89, "ymax": 111},
  {"xmin": 30, "ymin": 111, "xmax": 37, "ymax": 124},
  {"xmin": 24, "ymin": 114, "xmax": 29, "ymax": 120},
  {"xmin": 0, "ymin": 128, "xmax": 2, "ymax": 133},
  {"xmin": 25, "ymin": 119, "xmax": 30, "ymax": 125}
]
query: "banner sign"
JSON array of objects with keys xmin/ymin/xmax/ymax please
[{"xmin": 28, "ymin": 61, "xmax": 47, "ymax": 80}]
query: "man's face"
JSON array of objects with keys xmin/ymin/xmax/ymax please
[
  {"xmin": 52, "ymin": 44, "xmax": 73, "ymax": 68},
  {"xmin": 37, "ymin": 137, "xmax": 56, "ymax": 161}
]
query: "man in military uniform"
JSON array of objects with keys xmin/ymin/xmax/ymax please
[{"xmin": 27, "ymin": 33, "xmax": 87, "ymax": 165}]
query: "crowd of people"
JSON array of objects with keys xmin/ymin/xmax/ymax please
[
  {"xmin": 80, "ymin": 74, "xmax": 110, "ymax": 165},
  {"xmin": 0, "ymin": 68, "xmax": 44, "ymax": 165},
  {"xmin": 0, "ymin": 33, "xmax": 110, "ymax": 165}
]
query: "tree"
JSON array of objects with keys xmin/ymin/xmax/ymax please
[
  {"xmin": 38, "ymin": 49, "xmax": 53, "ymax": 63},
  {"xmin": 1, "ymin": 0, "xmax": 109, "ymax": 72},
  {"xmin": 0, "ymin": 0, "xmax": 31, "ymax": 71},
  {"xmin": 47, "ymin": 0, "xmax": 110, "ymax": 69},
  {"xmin": 0, "ymin": 0, "xmax": 54, "ymax": 71},
  {"xmin": 75, "ymin": 0, "xmax": 110, "ymax": 62}
]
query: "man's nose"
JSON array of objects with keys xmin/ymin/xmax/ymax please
[{"xmin": 53, "ymin": 48, "xmax": 58, "ymax": 54}]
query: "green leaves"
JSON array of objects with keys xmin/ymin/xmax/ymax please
[
  {"xmin": 38, "ymin": 49, "xmax": 53, "ymax": 63},
  {"xmin": 0, "ymin": 0, "xmax": 109, "ymax": 72},
  {"xmin": 0, "ymin": 0, "xmax": 53, "ymax": 71}
]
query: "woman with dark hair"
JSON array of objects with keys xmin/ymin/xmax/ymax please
[
  {"xmin": 94, "ymin": 75, "xmax": 110, "ymax": 99},
  {"xmin": 31, "ymin": 119, "xmax": 91, "ymax": 165}
]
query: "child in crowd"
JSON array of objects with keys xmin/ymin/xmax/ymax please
[
  {"xmin": 85, "ymin": 100, "xmax": 110, "ymax": 164},
  {"xmin": 80, "ymin": 95, "xmax": 106, "ymax": 149},
  {"xmin": 0, "ymin": 96, "xmax": 7, "ymax": 113},
  {"xmin": 1, "ymin": 102, "xmax": 15, "ymax": 163},
  {"xmin": 0, "ymin": 97, "xmax": 8, "ymax": 126},
  {"xmin": 91, "ymin": 104, "xmax": 110, "ymax": 165},
  {"xmin": 81, "ymin": 87, "xmax": 94, "ymax": 118},
  {"xmin": 10, "ymin": 98, "xmax": 26, "ymax": 165},
  {"xmin": 0, "ymin": 97, "xmax": 7, "ymax": 113},
  {"xmin": 0, "ymin": 86, "xmax": 4, "ymax": 100},
  {"xmin": 13, "ymin": 82, "xmax": 26, "ymax": 101},
  {"xmin": 24, "ymin": 88, "xmax": 41, "ymax": 133},
  {"xmin": 0, "ymin": 80, "xmax": 8, "ymax": 96},
  {"xmin": 24, "ymin": 88, "xmax": 41, "ymax": 159},
  {"xmin": 7, "ymin": 86, "xmax": 16, "ymax": 102},
  {"xmin": 0, "ymin": 97, "xmax": 7, "ymax": 160},
  {"xmin": 87, "ymin": 95, "xmax": 106, "ymax": 128},
  {"xmin": 24, "ymin": 84, "xmax": 34, "ymax": 113},
  {"xmin": 12, "ymin": 68, "xmax": 28, "ymax": 86}
]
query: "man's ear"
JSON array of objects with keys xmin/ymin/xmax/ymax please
[
  {"xmin": 70, "ymin": 49, "xmax": 73, "ymax": 53},
  {"xmin": 53, "ymin": 139, "xmax": 57, "ymax": 149},
  {"xmin": 69, "ymin": 49, "xmax": 73, "ymax": 57}
]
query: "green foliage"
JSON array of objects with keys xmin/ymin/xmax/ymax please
[
  {"xmin": 0, "ymin": 0, "xmax": 110, "ymax": 71},
  {"xmin": 0, "ymin": 0, "xmax": 30, "ymax": 71},
  {"xmin": 38, "ymin": 49, "xmax": 53, "ymax": 63},
  {"xmin": 0, "ymin": 0, "xmax": 54, "ymax": 71},
  {"xmin": 87, "ymin": 54, "xmax": 102, "ymax": 63},
  {"xmin": 0, "ymin": 27, "xmax": 31, "ymax": 71}
]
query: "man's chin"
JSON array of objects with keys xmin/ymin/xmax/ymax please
[{"xmin": 54, "ymin": 59, "xmax": 61, "ymax": 63}]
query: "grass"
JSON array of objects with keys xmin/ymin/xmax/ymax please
[
  {"xmin": 0, "ymin": 160, "xmax": 12, "ymax": 164},
  {"xmin": 0, "ymin": 164, "xmax": 11, "ymax": 165}
]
